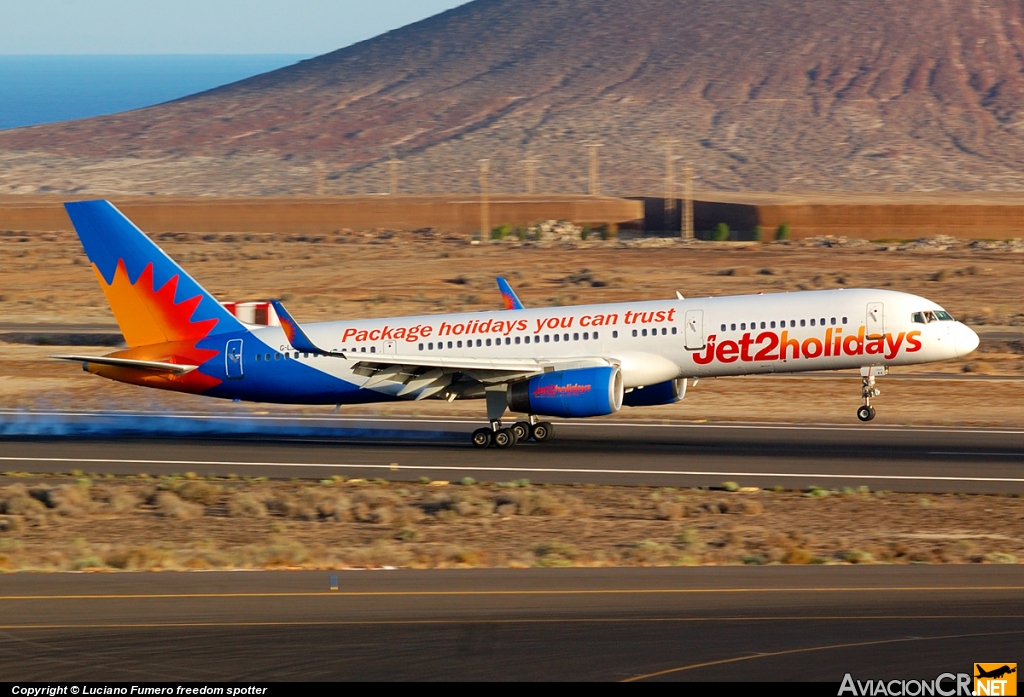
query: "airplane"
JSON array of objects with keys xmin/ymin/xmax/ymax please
[
  {"xmin": 53, "ymin": 200, "xmax": 980, "ymax": 449},
  {"xmin": 976, "ymin": 666, "xmax": 1016, "ymax": 680}
]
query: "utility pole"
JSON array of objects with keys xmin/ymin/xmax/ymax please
[
  {"xmin": 664, "ymin": 140, "xmax": 678, "ymax": 232},
  {"xmin": 682, "ymin": 162, "xmax": 694, "ymax": 239},
  {"xmin": 315, "ymin": 162, "xmax": 326, "ymax": 197},
  {"xmin": 479, "ymin": 159, "xmax": 490, "ymax": 240},
  {"xmin": 586, "ymin": 144, "xmax": 603, "ymax": 196},
  {"xmin": 522, "ymin": 158, "xmax": 538, "ymax": 195},
  {"xmin": 388, "ymin": 155, "xmax": 401, "ymax": 196}
]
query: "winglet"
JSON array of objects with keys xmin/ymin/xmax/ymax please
[
  {"xmin": 496, "ymin": 277, "xmax": 525, "ymax": 310},
  {"xmin": 269, "ymin": 300, "xmax": 341, "ymax": 357}
]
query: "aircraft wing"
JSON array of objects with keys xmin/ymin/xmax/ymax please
[
  {"xmin": 351, "ymin": 354, "xmax": 614, "ymax": 398},
  {"xmin": 51, "ymin": 355, "xmax": 199, "ymax": 374}
]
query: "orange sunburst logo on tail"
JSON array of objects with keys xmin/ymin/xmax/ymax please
[
  {"xmin": 91, "ymin": 259, "xmax": 222, "ymax": 393},
  {"xmin": 96, "ymin": 260, "xmax": 219, "ymax": 347}
]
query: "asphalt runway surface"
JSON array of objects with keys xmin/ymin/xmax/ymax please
[
  {"xmin": 3, "ymin": 413, "xmax": 1024, "ymax": 493},
  {"xmin": 0, "ymin": 566, "xmax": 1020, "ymax": 681}
]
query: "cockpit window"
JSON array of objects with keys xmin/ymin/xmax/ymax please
[{"xmin": 912, "ymin": 310, "xmax": 955, "ymax": 324}]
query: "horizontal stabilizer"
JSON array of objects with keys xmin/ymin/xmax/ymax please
[
  {"xmin": 50, "ymin": 355, "xmax": 198, "ymax": 374},
  {"xmin": 270, "ymin": 300, "xmax": 340, "ymax": 357}
]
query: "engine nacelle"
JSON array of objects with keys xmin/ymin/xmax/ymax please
[
  {"xmin": 622, "ymin": 378, "xmax": 687, "ymax": 407},
  {"xmin": 509, "ymin": 366, "xmax": 623, "ymax": 418}
]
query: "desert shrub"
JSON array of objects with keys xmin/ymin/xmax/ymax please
[
  {"xmin": 722, "ymin": 481, "xmax": 739, "ymax": 492},
  {"xmin": 30, "ymin": 484, "xmax": 93, "ymax": 515},
  {"xmin": 0, "ymin": 516, "xmax": 24, "ymax": 533},
  {"xmin": 154, "ymin": 492, "xmax": 203, "ymax": 520},
  {"xmin": 346, "ymin": 489, "xmax": 404, "ymax": 524},
  {"xmin": 533, "ymin": 541, "xmax": 578, "ymax": 566},
  {"xmin": 776, "ymin": 222, "xmax": 791, "ymax": 240},
  {"xmin": 394, "ymin": 527, "xmax": 418, "ymax": 542},
  {"xmin": 655, "ymin": 501, "xmax": 686, "ymax": 521},
  {"xmin": 580, "ymin": 224, "xmax": 592, "ymax": 241},
  {"xmin": 675, "ymin": 528, "xmax": 701, "ymax": 548},
  {"xmin": 712, "ymin": 222, "xmax": 730, "ymax": 241},
  {"xmin": 95, "ymin": 485, "xmax": 140, "ymax": 513},
  {"xmin": 782, "ymin": 547, "xmax": 818, "ymax": 564},
  {"xmin": 491, "ymin": 223, "xmax": 511, "ymax": 241},
  {"xmin": 227, "ymin": 493, "xmax": 268, "ymax": 518},
  {"xmin": 626, "ymin": 539, "xmax": 677, "ymax": 565},
  {"xmin": 984, "ymin": 552, "xmax": 1018, "ymax": 564},
  {"xmin": 105, "ymin": 546, "xmax": 172, "ymax": 570},
  {"xmin": 843, "ymin": 549, "xmax": 875, "ymax": 564},
  {"xmin": 175, "ymin": 480, "xmax": 222, "ymax": 506},
  {"xmin": 0, "ymin": 485, "xmax": 46, "ymax": 516},
  {"xmin": 753, "ymin": 225, "xmax": 763, "ymax": 242},
  {"xmin": 737, "ymin": 499, "xmax": 764, "ymax": 515}
]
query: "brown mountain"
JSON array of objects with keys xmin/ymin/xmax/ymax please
[{"xmin": 4, "ymin": 0, "xmax": 1024, "ymax": 196}]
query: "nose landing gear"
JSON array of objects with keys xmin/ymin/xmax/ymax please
[{"xmin": 857, "ymin": 366, "xmax": 887, "ymax": 422}]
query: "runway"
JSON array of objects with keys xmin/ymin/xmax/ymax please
[
  {"xmin": 0, "ymin": 566, "xmax": 1020, "ymax": 681},
  {"xmin": 3, "ymin": 412, "xmax": 1024, "ymax": 492}
]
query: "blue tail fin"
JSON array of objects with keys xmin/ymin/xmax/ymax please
[
  {"xmin": 497, "ymin": 277, "xmax": 525, "ymax": 310},
  {"xmin": 64, "ymin": 200, "xmax": 244, "ymax": 347}
]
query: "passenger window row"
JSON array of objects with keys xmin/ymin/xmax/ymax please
[
  {"xmin": 631, "ymin": 327, "xmax": 678, "ymax": 338},
  {"xmin": 419, "ymin": 331, "xmax": 601, "ymax": 351},
  {"xmin": 720, "ymin": 317, "xmax": 848, "ymax": 332}
]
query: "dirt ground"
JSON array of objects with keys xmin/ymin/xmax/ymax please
[
  {"xmin": 2, "ymin": 229, "xmax": 1023, "ymax": 425},
  {"xmin": 0, "ymin": 475, "xmax": 1020, "ymax": 572}
]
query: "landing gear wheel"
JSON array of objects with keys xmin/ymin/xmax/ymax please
[
  {"xmin": 511, "ymin": 421, "xmax": 531, "ymax": 442},
  {"xmin": 493, "ymin": 428, "xmax": 516, "ymax": 449},
  {"xmin": 856, "ymin": 406, "xmax": 876, "ymax": 422},
  {"xmin": 530, "ymin": 421, "xmax": 555, "ymax": 443},
  {"xmin": 471, "ymin": 428, "xmax": 493, "ymax": 448}
]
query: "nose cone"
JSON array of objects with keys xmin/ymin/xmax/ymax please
[{"xmin": 956, "ymin": 324, "xmax": 980, "ymax": 357}]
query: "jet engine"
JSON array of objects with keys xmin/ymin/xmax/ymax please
[
  {"xmin": 509, "ymin": 366, "xmax": 623, "ymax": 418},
  {"xmin": 621, "ymin": 378, "xmax": 687, "ymax": 407}
]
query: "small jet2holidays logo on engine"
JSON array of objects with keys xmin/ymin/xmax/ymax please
[
  {"xmin": 975, "ymin": 664, "xmax": 1017, "ymax": 696},
  {"xmin": 839, "ymin": 672, "xmax": 973, "ymax": 696},
  {"xmin": 532, "ymin": 383, "xmax": 592, "ymax": 398}
]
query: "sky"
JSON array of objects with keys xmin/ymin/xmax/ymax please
[{"xmin": 0, "ymin": 0, "xmax": 471, "ymax": 55}]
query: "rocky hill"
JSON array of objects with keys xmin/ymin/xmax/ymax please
[{"xmin": 4, "ymin": 0, "xmax": 1024, "ymax": 196}]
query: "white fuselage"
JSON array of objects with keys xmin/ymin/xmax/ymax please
[{"xmin": 250, "ymin": 288, "xmax": 979, "ymax": 397}]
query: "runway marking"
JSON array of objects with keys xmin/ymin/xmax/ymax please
[
  {"xmin": 0, "ymin": 616, "xmax": 1020, "ymax": 631},
  {"xmin": 4, "ymin": 409, "xmax": 1024, "ymax": 436},
  {"xmin": 1, "ymin": 587, "xmax": 1023, "ymax": 601},
  {"xmin": 4, "ymin": 456, "xmax": 1024, "ymax": 484},
  {"xmin": 622, "ymin": 628, "xmax": 1024, "ymax": 682}
]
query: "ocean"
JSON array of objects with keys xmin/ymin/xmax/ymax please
[{"xmin": 0, "ymin": 55, "xmax": 313, "ymax": 131}]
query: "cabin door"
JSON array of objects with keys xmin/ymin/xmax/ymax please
[
  {"xmin": 384, "ymin": 340, "xmax": 398, "ymax": 355},
  {"xmin": 866, "ymin": 303, "xmax": 885, "ymax": 339},
  {"xmin": 684, "ymin": 310, "xmax": 705, "ymax": 350},
  {"xmin": 225, "ymin": 339, "xmax": 244, "ymax": 380}
]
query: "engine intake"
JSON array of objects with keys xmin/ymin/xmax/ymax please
[
  {"xmin": 622, "ymin": 378, "xmax": 687, "ymax": 407},
  {"xmin": 509, "ymin": 366, "xmax": 623, "ymax": 418}
]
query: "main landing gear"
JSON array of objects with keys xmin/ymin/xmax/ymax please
[
  {"xmin": 857, "ymin": 366, "xmax": 887, "ymax": 422},
  {"xmin": 471, "ymin": 416, "xmax": 555, "ymax": 448}
]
